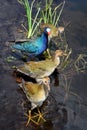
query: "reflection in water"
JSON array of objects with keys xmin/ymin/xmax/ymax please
[{"xmin": 52, "ymin": 69, "xmax": 59, "ymax": 87}]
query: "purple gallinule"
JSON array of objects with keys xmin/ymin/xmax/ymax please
[{"xmin": 12, "ymin": 27, "xmax": 51, "ymax": 56}]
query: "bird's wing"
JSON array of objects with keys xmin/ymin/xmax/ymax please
[
  {"xmin": 24, "ymin": 82, "xmax": 40, "ymax": 95},
  {"xmin": 15, "ymin": 38, "xmax": 32, "ymax": 43},
  {"xmin": 13, "ymin": 36, "xmax": 42, "ymax": 54},
  {"xmin": 17, "ymin": 59, "xmax": 54, "ymax": 78},
  {"xmin": 24, "ymin": 41, "xmax": 39, "ymax": 54}
]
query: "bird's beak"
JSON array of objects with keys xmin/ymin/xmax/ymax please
[
  {"xmin": 63, "ymin": 52, "xmax": 68, "ymax": 56},
  {"xmin": 48, "ymin": 31, "xmax": 51, "ymax": 35}
]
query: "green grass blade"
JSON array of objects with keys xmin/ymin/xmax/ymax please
[
  {"xmin": 32, "ymin": 18, "xmax": 42, "ymax": 36},
  {"xmin": 31, "ymin": 8, "xmax": 41, "ymax": 35},
  {"xmin": 55, "ymin": 1, "xmax": 65, "ymax": 26}
]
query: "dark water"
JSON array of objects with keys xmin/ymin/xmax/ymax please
[{"xmin": 0, "ymin": 0, "xmax": 87, "ymax": 130}]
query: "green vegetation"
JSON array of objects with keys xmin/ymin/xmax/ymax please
[
  {"xmin": 59, "ymin": 44, "xmax": 72, "ymax": 70},
  {"xmin": 41, "ymin": 0, "xmax": 65, "ymax": 26},
  {"xmin": 17, "ymin": 0, "xmax": 65, "ymax": 38},
  {"xmin": 74, "ymin": 54, "xmax": 87, "ymax": 72},
  {"xmin": 18, "ymin": 0, "xmax": 42, "ymax": 38}
]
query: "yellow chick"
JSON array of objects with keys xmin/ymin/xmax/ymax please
[
  {"xmin": 19, "ymin": 77, "xmax": 50, "ymax": 110},
  {"xmin": 18, "ymin": 77, "xmax": 50, "ymax": 126}
]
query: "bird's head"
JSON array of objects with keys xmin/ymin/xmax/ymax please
[
  {"xmin": 58, "ymin": 26, "xmax": 64, "ymax": 34},
  {"xmin": 53, "ymin": 50, "xmax": 67, "ymax": 65},
  {"xmin": 42, "ymin": 77, "xmax": 50, "ymax": 91},
  {"xmin": 42, "ymin": 77, "xmax": 50, "ymax": 85},
  {"xmin": 55, "ymin": 50, "xmax": 67, "ymax": 57},
  {"xmin": 44, "ymin": 27, "xmax": 51, "ymax": 36}
]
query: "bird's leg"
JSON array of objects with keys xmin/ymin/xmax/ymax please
[
  {"xmin": 24, "ymin": 110, "xmax": 31, "ymax": 126},
  {"xmin": 43, "ymin": 49, "xmax": 51, "ymax": 59},
  {"xmin": 24, "ymin": 110, "xmax": 39, "ymax": 126},
  {"xmin": 46, "ymin": 49, "xmax": 51, "ymax": 58}
]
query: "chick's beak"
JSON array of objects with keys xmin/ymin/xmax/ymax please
[{"xmin": 63, "ymin": 52, "xmax": 68, "ymax": 56}]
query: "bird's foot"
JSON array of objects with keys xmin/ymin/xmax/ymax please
[
  {"xmin": 34, "ymin": 108, "xmax": 47, "ymax": 123},
  {"xmin": 24, "ymin": 110, "xmax": 39, "ymax": 126},
  {"xmin": 24, "ymin": 109, "xmax": 48, "ymax": 126}
]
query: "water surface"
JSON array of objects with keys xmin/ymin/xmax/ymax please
[{"xmin": 0, "ymin": 0, "xmax": 87, "ymax": 130}]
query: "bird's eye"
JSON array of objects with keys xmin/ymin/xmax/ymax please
[{"xmin": 44, "ymin": 80, "xmax": 47, "ymax": 84}]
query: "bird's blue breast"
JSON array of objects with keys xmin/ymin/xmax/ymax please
[{"xmin": 35, "ymin": 33, "xmax": 48, "ymax": 54}]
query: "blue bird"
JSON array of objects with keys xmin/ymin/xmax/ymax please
[{"xmin": 12, "ymin": 28, "xmax": 51, "ymax": 56}]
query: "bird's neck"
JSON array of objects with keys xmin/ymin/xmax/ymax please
[
  {"xmin": 42, "ymin": 33, "xmax": 48, "ymax": 44},
  {"xmin": 52, "ymin": 56, "xmax": 60, "ymax": 66},
  {"xmin": 43, "ymin": 84, "xmax": 50, "ymax": 97}
]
